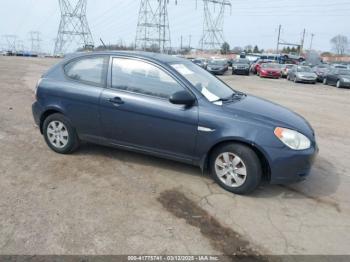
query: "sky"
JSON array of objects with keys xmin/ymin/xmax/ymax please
[{"xmin": 0, "ymin": 0, "xmax": 349, "ymax": 54}]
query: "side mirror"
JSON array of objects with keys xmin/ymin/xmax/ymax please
[{"xmin": 169, "ymin": 90, "xmax": 195, "ymax": 106}]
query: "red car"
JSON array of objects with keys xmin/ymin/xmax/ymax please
[
  {"xmin": 251, "ymin": 59, "xmax": 273, "ymax": 74},
  {"xmin": 258, "ymin": 63, "xmax": 282, "ymax": 79}
]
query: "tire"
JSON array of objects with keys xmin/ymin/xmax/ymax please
[
  {"xmin": 43, "ymin": 113, "xmax": 79, "ymax": 154},
  {"xmin": 294, "ymin": 77, "xmax": 298, "ymax": 83},
  {"xmin": 323, "ymin": 78, "xmax": 328, "ymax": 85},
  {"xmin": 287, "ymin": 75, "xmax": 290, "ymax": 81},
  {"xmin": 209, "ymin": 143, "xmax": 262, "ymax": 195},
  {"xmin": 336, "ymin": 80, "xmax": 342, "ymax": 88}
]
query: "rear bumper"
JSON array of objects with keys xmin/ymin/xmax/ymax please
[
  {"xmin": 32, "ymin": 101, "xmax": 43, "ymax": 127},
  {"xmin": 267, "ymin": 144, "xmax": 319, "ymax": 184},
  {"xmin": 208, "ymin": 69, "xmax": 226, "ymax": 75}
]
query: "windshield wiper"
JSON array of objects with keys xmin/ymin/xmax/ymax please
[{"xmin": 212, "ymin": 91, "xmax": 246, "ymax": 103}]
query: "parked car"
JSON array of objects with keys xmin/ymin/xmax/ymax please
[
  {"xmin": 250, "ymin": 59, "xmax": 273, "ymax": 74},
  {"xmin": 280, "ymin": 64, "xmax": 295, "ymax": 78},
  {"xmin": 192, "ymin": 58, "xmax": 208, "ymax": 69},
  {"xmin": 287, "ymin": 66, "xmax": 317, "ymax": 84},
  {"xmin": 323, "ymin": 68, "xmax": 350, "ymax": 88},
  {"xmin": 206, "ymin": 59, "xmax": 228, "ymax": 75},
  {"xmin": 232, "ymin": 58, "xmax": 250, "ymax": 75},
  {"xmin": 32, "ymin": 51, "xmax": 318, "ymax": 194},
  {"xmin": 313, "ymin": 64, "xmax": 330, "ymax": 82},
  {"xmin": 331, "ymin": 64, "xmax": 347, "ymax": 69},
  {"xmin": 257, "ymin": 63, "xmax": 281, "ymax": 78}
]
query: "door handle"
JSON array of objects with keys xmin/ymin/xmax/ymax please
[{"xmin": 108, "ymin": 97, "xmax": 124, "ymax": 105}]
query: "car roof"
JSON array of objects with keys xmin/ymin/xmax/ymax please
[{"xmin": 63, "ymin": 51, "xmax": 187, "ymax": 64}]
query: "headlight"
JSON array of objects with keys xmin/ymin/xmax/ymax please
[
  {"xmin": 274, "ymin": 127, "xmax": 311, "ymax": 150},
  {"xmin": 342, "ymin": 78, "xmax": 350, "ymax": 82}
]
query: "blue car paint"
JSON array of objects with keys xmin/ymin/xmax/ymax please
[{"xmin": 32, "ymin": 51, "xmax": 318, "ymax": 184}]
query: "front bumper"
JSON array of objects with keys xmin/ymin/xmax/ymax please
[
  {"xmin": 232, "ymin": 68, "xmax": 249, "ymax": 74},
  {"xmin": 297, "ymin": 76, "xmax": 317, "ymax": 83},
  {"xmin": 207, "ymin": 68, "xmax": 226, "ymax": 75},
  {"xmin": 260, "ymin": 72, "xmax": 281, "ymax": 78},
  {"xmin": 268, "ymin": 144, "xmax": 319, "ymax": 184},
  {"xmin": 340, "ymin": 80, "xmax": 350, "ymax": 87}
]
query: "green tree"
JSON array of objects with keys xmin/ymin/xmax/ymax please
[
  {"xmin": 221, "ymin": 42, "xmax": 230, "ymax": 54},
  {"xmin": 253, "ymin": 45, "xmax": 259, "ymax": 53}
]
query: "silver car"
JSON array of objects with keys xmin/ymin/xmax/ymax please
[{"xmin": 287, "ymin": 66, "xmax": 317, "ymax": 84}]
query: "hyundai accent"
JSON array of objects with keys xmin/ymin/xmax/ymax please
[{"xmin": 32, "ymin": 51, "xmax": 318, "ymax": 194}]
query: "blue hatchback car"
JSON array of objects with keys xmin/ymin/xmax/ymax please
[{"xmin": 32, "ymin": 51, "xmax": 318, "ymax": 194}]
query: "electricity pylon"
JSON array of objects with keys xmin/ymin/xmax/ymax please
[
  {"xmin": 200, "ymin": 0, "xmax": 231, "ymax": 50},
  {"xmin": 29, "ymin": 31, "xmax": 42, "ymax": 54},
  {"xmin": 54, "ymin": 0, "xmax": 94, "ymax": 55},
  {"xmin": 2, "ymin": 35, "xmax": 17, "ymax": 52},
  {"xmin": 135, "ymin": 0, "xmax": 175, "ymax": 53}
]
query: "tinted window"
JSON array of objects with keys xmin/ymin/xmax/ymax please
[
  {"xmin": 112, "ymin": 58, "xmax": 183, "ymax": 99},
  {"xmin": 65, "ymin": 56, "xmax": 107, "ymax": 86}
]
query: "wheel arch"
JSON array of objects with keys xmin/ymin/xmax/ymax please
[
  {"xmin": 39, "ymin": 108, "xmax": 65, "ymax": 134},
  {"xmin": 200, "ymin": 139, "xmax": 271, "ymax": 182}
]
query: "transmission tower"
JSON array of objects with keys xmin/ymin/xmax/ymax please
[
  {"xmin": 54, "ymin": 0, "xmax": 94, "ymax": 55},
  {"xmin": 29, "ymin": 31, "xmax": 42, "ymax": 54},
  {"xmin": 200, "ymin": 0, "xmax": 231, "ymax": 50},
  {"xmin": 135, "ymin": 0, "xmax": 175, "ymax": 53},
  {"xmin": 2, "ymin": 35, "xmax": 17, "ymax": 52}
]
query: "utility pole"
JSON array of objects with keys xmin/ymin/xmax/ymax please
[
  {"xmin": 309, "ymin": 33, "xmax": 314, "ymax": 50},
  {"xmin": 300, "ymin": 28, "xmax": 306, "ymax": 55},
  {"xmin": 188, "ymin": 34, "xmax": 192, "ymax": 49},
  {"xmin": 54, "ymin": 0, "xmax": 94, "ymax": 55},
  {"xmin": 180, "ymin": 35, "xmax": 183, "ymax": 50},
  {"xmin": 200, "ymin": 0, "xmax": 231, "ymax": 50},
  {"xmin": 276, "ymin": 24, "xmax": 281, "ymax": 53}
]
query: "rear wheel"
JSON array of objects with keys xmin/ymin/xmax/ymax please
[
  {"xmin": 209, "ymin": 143, "xmax": 262, "ymax": 194},
  {"xmin": 323, "ymin": 78, "xmax": 328, "ymax": 85},
  {"xmin": 43, "ymin": 113, "xmax": 79, "ymax": 154}
]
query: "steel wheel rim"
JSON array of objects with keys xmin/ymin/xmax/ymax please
[
  {"xmin": 214, "ymin": 152, "xmax": 247, "ymax": 188},
  {"xmin": 47, "ymin": 121, "xmax": 69, "ymax": 149},
  {"xmin": 337, "ymin": 81, "xmax": 340, "ymax": 88}
]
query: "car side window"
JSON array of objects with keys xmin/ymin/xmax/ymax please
[
  {"xmin": 64, "ymin": 56, "xmax": 108, "ymax": 86},
  {"xmin": 111, "ymin": 58, "xmax": 184, "ymax": 99}
]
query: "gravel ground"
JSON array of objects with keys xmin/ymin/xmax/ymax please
[{"xmin": 0, "ymin": 56, "xmax": 349, "ymax": 255}]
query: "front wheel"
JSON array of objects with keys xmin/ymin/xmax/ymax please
[
  {"xmin": 323, "ymin": 78, "xmax": 328, "ymax": 85},
  {"xmin": 43, "ymin": 113, "xmax": 80, "ymax": 154},
  {"xmin": 209, "ymin": 143, "xmax": 262, "ymax": 194},
  {"xmin": 336, "ymin": 80, "xmax": 342, "ymax": 88}
]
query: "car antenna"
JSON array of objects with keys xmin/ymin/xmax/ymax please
[{"xmin": 100, "ymin": 38, "xmax": 107, "ymax": 50}]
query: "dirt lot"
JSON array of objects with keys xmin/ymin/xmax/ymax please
[{"xmin": 0, "ymin": 56, "xmax": 350, "ymax": 255}]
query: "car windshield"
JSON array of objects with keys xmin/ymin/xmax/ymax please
[
  {"xmin": 338, "ymin": 69, "xmax": 350, "ymax": 75},
  {"xmin": 234, "ymin": 59, "xmax": 249, "ymax": 64},
  {"xmin": 208, "ymin": 60, "xmax": 226, "ymax": 66},
  {"xmin": 297, "ymin": 66, "xmax": 312, "ymax": 72},
  {"xmin": 171, "ymin": 62, "xmax": 237, "ymax": 103},
  {"xmin": 262, "ymin": 63, "xmax": 280, "ymax": 69}
]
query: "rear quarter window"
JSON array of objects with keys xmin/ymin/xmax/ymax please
[{"xmin": 64, "ymin": 56, "xmax": 109, "ymax": 86}]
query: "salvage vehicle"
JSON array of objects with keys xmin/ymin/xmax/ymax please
[
  {"xmin": 287, "ymin": 66, "xmax": 317, "ymax": 84},
  {"xmin": 32, "ymin": 51, "xmax": 318, "ymax": 194},
  {"xmin": 257, "ymin": 63, "xmax": 281, "ymax": 78},
  {"xmin": 232, "ymin": 58, "xmax": 250, "ymax": 75},
  {"xmin": 323, "ymin": 68, "xmax": 350, "ymax": 88},
  {"xmin": 313, "ymin": 64, "xmax": 330, "ymax": 82},
  {"xmin": 280, "ymin": 64, "xmax": 295, "ymax": 78},
  {"xmin": 206, "ymin": 59, "xmax": 228, "ymax": 75},
  {"xmin": 192, "ymin": 58, "xmax": 207, "ymax": 69}
]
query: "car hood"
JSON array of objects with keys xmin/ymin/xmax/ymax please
[
  {"xmin": 223, "ymin": 95, "xmax": 314, "ymax": 137},
  {"xmin": 297, "ymin": 72, "xmax": 317, "ymax": 77}
]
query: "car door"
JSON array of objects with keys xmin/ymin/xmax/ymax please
[
  {"xmin": 61, "ymin": 55, "xmax": 109, "ymax": 138},
  {"xmin": 99, "ymin": 57, "xmax": 199, "ymax": 162}
]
